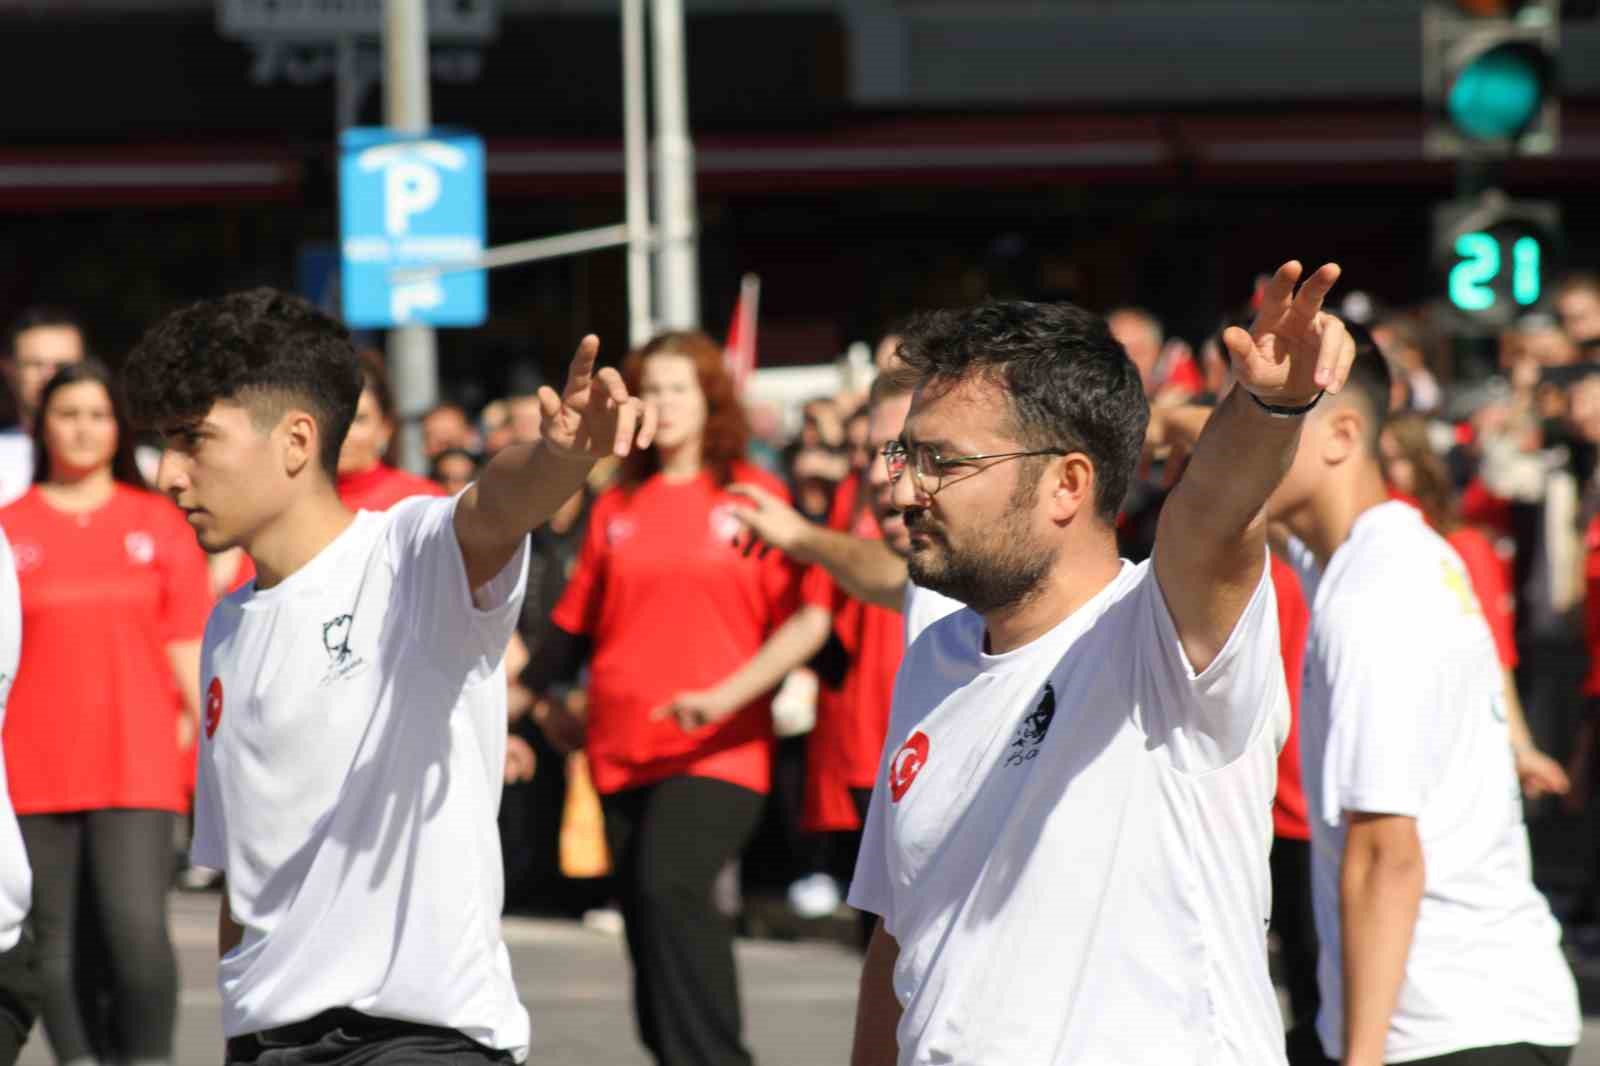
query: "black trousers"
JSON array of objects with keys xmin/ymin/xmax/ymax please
[
  {"xmin": 226, "ymin": 1009, "xmax": 514, "ymax": 1066},
  {"xmin": 1269, "ymin": 835, "xmax": 1320, "ymax": 1031},
  {"xmin": 18, "ymin": 809, "xmax": 177, "ymax": 1064},
  {"xmin": 0, "ymin": 929, "xmax": 39, "ymax": 1066},
  {"xmin": 1287, "ymin": 1024, "xmax": 1572, "ymax": 1066},
  {"xmin": 601, "ymin": 775, "xmax": 765, "ymax": 1066}
]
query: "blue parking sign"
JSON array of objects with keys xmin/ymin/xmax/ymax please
[{"xmin": 340, "ymin": 128, "xmax": 487, "ymax": 328}]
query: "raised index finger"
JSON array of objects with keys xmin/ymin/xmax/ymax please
[{"xmin": 563, "ymin": 334, "xmax": 601, "ymax": 395}]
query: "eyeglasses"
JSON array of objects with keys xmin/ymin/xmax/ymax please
[{"xmin": 880, "ymin": 439, "xmax": 1069, "ymax": 497}]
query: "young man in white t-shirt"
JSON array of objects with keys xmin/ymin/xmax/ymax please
[
  {"xmin": 121, "ymin": 289, "xmax": 653, "ymax": 1066},
  {"xmin": 1265, "ymin": 324, "xmax": 1579, "ymax": 1066},
  {"xmin": 846, "ymin": 261, "xmax": 1356, "ymax": 1066}
]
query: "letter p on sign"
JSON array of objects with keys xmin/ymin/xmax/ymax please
[{"xmin": 386, "ymin": 161, "xmax": 441, "ymax": 237}]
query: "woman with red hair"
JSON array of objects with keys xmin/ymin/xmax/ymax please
[{"xmin": 537, "ymin": 331, "xmax": 799, "ymax": 1066}]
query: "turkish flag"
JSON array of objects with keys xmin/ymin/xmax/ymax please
[{"xmin": 723, "ymin": 273, "xmax": 761, "ymax": 394}]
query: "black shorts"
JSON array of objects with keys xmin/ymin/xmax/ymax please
[{"xmin": 225, "ymin": 1009, "xmax": 516, "ymax": 1066}]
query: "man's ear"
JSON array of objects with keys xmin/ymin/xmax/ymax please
[
  {"xmin": 279, "ymin": 409, "xmax": 321, "ymax": 478},
  {"xmin": 1047, "ymin": 453, "xmax": 1096, "ymax": 525},
  {"xmin": 1321, "ymin": 404, "xmax": 1364, "ymax": 466}
]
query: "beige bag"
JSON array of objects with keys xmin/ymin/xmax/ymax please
[{"xmin": 559, "ymin": 752, "xmax": 611, "ymax": 879}]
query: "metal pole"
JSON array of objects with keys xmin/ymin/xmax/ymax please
[
  {"xmin": 650, "ymin": 0, "xmax": 699, "ymax": 330},
  {"xmin": 336, "ymin": 36, "xmax": 361, "ymax": 130},
  {"xmin": 623, "ymin": 0, "xmax": 654, "ymax": 346},
  {"xmin": 383, "ymin": 0, "xmax": 437, "ymax": 474}
]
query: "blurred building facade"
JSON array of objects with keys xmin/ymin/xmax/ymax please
[{"xmin": 4, "ymin": 0, "xmax": 1600, "ymax": 395}]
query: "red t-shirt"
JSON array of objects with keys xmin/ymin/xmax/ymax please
[
  {"xmin": 1, "ymin": 484, "xmax": 212, "ymax": 814},
  {"xmin": 1270, "ymin": 554, "xmax": 1311, "ymax": 842},
  {"xmin": 338, "ymin": 463, "xmax": 446, "ymax": 513},
  {"xmin": 799, "ymin": 476, "xmax": 902, "ymax": 832},
  {"xmin": 1584, "ymin": 515, "xmax": 1600, "ymax": 697},
  {"xmin": 1446, "ymin": 526, "xmax": 1517, "ymax": 670},
  {"xmin": 550, "ymin": 462, "xmax": 801, "ymax": 795}
]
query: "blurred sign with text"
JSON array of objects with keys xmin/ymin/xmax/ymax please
[
  {"xmin": 340, "ymin": 128, "xmax": 487, "ymax": 329},
  {"xmin": 218, "ymin": 0, "xmax": 498, "ymax": 41}
]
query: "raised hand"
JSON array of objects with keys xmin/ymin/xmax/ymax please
[
  {"xmin": 727, "ymin": 482, "xmax": 808, "ymax": 556},
  {"xmin": 1223, "ymin": 261, "xmax": 1355, "ymax": 408},
  {"xmin": 539, "ymin": 335, "xmax": 658, "ymax": 461}
]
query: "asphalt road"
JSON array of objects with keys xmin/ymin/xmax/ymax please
[{"xmin": 15, "ymin": 891, "xmax": 1600, "ymax": 1065}]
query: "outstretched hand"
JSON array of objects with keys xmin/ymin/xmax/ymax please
[
  {"xmin": 539, "ymin": 335, "xmax": 658, "ymax": 461},
  {"xmin": 1222, "ymin": 261, "xmax": 1355, "ymax": 408}
]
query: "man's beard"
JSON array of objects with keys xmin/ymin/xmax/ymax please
[{"xmin": 905, "ymin": 475, "xmax": 1055, "ymax": 615}]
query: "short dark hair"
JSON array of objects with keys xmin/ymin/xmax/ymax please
[
  {"xmin": 6, "ymin": 307, "xmax": 85, "ymax": 358},
  {"xmin": 896, "ymin": 300, "xmax": 1149, "ymax": 521},
  {"xmin": 32, "ymin": 359, "xmax": 146, "ymax": 489},
  {"xmin": 1335, "ymin": 316, "xmax": 1392, "ymax": 453},
  {"xmin": 123, "ymin": 288, "xmax": 362, "ymax": 479}
]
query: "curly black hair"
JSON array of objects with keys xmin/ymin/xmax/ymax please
[
  {"xmin": 896, "ymin": 300, "xmax": 1148, "ymax": 522},
  {"xmin": 123, "ymin": 288, "xmax": 362, "ymax": 479}
]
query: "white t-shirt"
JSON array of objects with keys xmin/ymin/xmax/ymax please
[
  {"xmin": 851, "ymin": 557, "xmax": 1288, "ymax": 1066},
  {"xmin": 192, "ymin": 496, "xmax": 531, "ymax": 1060},
  {"xmin": 1294, "ymin": 502, "xmax": 1579, "ymax": 1061},
  {"xmin": 900, "ymin": 582, "xmax": 963, "ymax": 647},
  {"xmin": 0, "ymin": 529, "xmax": 29, "ymax": 953},
  {"xmin": 0, "ymin": 432, "xmax": 32, "ymax": 508}
]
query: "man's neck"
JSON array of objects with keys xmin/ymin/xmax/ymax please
[
  {"xmin": 1289, "ymin": 464, "xmax": 1392, "ymax": 569},
  {"xmin": 247, "ymin": 489, "xmax": 357, "ymax": 590},
  {"xmin": 981, "ymin": 535, "xmax": 1123, "ymax": 656}
]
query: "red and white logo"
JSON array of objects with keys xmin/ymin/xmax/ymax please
[
  {"xmin": 709, "ymin": 503, "xmax": 745, "ymax": 545},
  {"xmin": 124, "ymin": 531, "xmax": 155, "ymax": 566},
  {"xmin": 889, "ymin": 730, "xmax": 930, "ymax": 803},
  {"xmin": 605, "ymin": 515, "xmax": 638, "ymax": 548},
  {"xmin": 204, "ymin": 677, "xmax": 223, "ymax": 740}
]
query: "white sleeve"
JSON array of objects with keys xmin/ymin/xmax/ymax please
[
  {"xmin": 190, "ymin": 650, "xmax": 226, "ymax": 872},
  {"xmin": 0, "ymin": 530, "xmax": 29, "ymax": 951},
  {"xmin": 1138, "ymin": 553, "xmax": 1287, "ymax": 773},
  {"xmin": 385, "ymin": 494, "xmax": 530, "ymax": 684},
  {"xmin": 847, "ymin": 771, "xmax": 897, "ymax": 935},
  {"xmin": 847, "ymin": 670, "xmax": 913, "ymax": 935},
  {"xmin": 1318, "ymin": 607, "xmax": 1436, "ymax": 822}
]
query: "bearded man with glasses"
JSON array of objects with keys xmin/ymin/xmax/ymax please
[{"xmin": 847, "ymin": 262, "xmax": 1355, "ymax": 1066}]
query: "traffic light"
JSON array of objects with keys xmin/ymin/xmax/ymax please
[
  {"xmin": 1423, "ymin": 0, "xmax": 1560, "ymax": 158},
  {"xmin": 1432, "ymin": 190, "xmax": 1561, "ymax": 332}
]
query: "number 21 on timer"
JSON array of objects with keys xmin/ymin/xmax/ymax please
[{"xmin": 1450, "ymin": 232, "xmax": 1542, "ymax": 313}]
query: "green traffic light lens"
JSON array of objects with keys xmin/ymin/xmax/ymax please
[{"xmin": 1447, "ymin": 44, "xmax": 1548, "ymax": 141}]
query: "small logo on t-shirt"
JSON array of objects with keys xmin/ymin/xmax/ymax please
[
  {"xmin": 10, "ymin": 542, "xmax": 40, "ymax": 573},
  {"xmin": 205, "ymin": 677, "xmax": 223, "ymax": 739},
  {"xmin": 890, "ymin": 731, "xmax": 931, "ymax": 803},
  {"xmin": 606, "ymin": 515, "xmax": 638, "ymax": 547},
  {"xmin": 1004, "ymin": 682, "xmax": 1056, "ymax": 768},
  {"xmin": 319, "ymin": 613, "xmax": 366, "ymax": 684},
  {"xmin": 124, "ymin": 531, "xmax": 156, "ymax": 566},
  {"xmin": 709, "ymin": 503, "xmax": 746, "ymax": 546}
]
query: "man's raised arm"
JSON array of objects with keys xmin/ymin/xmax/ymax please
[
  {"xmin": 455, "ymin": 335, "xmax": 655, "ymax": 591},
  {"xmin": 728, "ymin": 483, "xmax": 908, "ymax": 611},
  {"xmin": 1153, "ymin": 261, "xmax": 1353, "ymax": 672}
]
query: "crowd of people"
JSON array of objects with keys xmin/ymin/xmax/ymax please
[{"xmin": 0, "ymin": 266, "xmax": 1594, "ymax": 1065}]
